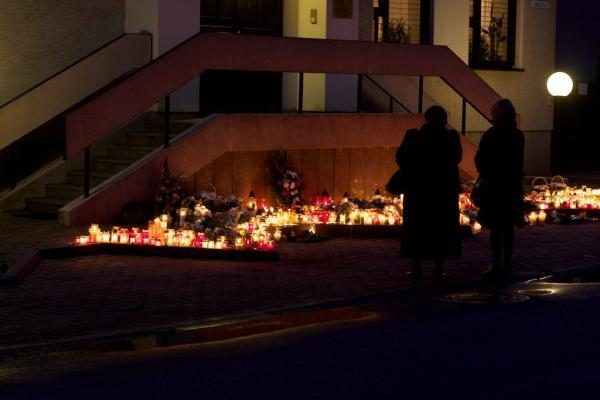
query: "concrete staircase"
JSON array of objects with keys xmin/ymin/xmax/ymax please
[{"xmin": 24, "ymin": 114, "xmax": 196, "ymax": 215}]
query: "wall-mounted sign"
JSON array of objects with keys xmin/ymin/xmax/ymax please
[{"xmin": 531, "ymin": 1, "xmax": 550, "ymax": 9}]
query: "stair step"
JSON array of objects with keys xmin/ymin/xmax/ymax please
[
  {"xmin": 142, "ymin": 121, "xmax": 196, "ymax": 133},
  {"xmin": 105, "ymin": 144, "xmax": 158, "ymax": 160},
  {"xmin": 122, "ymin": 132, "xmax": 175, "ymax": 146},
  {"xmin": 46, "ymin": 183, "xmax": 86, "ymax": 201},
  {"xmin": 67, "ymin": 170, "xmax": 113, "ymax": 186},
  {"xmin": 90, "ymin": 157, "xmax": 135, "ymax": 174},
  {"xmin": 25, "ymin": 196, "xmax": 66, "ymax": 215}
]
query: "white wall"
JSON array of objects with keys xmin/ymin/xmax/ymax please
[
  {"xmin": 282, "ymin": 0, "xmax": 300, "ymax": 110},
  {"xmin": 125, "ymin": 0, "xmax": 158, "ymax": 56},
  {"xmin": 282, "ymin": 0, "xmax": 328, "ymax": 111},
  {"xmin": 433, "ymin": 0, "xmax": 469, "ymax": 62},
  {"xmin": 325, "ymin": 0, "xmax": 360, "ymax": 112},
  {"xmin": 125, "ymin": 0, "xmax": 200, "ymax": 112},
  {"xmin": 469, "ymin": 0, "xmax": 556, "ymax": 174},
  {"xmin": 0, "ymin": 0, "xmax": 124, "ymax": 104},
  {"xmin": 158, "ymin": 0, "xmax": 200, "ymax": 112},
  {"xmin": 364, "ymin": 0, "xmax": 554, "ymax": 174}
]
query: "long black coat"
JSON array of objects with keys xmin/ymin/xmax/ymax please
[
  {"xmin": 474, "ymin": 123, "xmax": 525, "ymax": 228},
  {"xmin": 397, "ymin": 124, "xmax": 462, "ymax": 259}
]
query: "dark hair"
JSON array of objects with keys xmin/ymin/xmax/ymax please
[
  {"xmin": 424, "ymin": 105, "xmax": 448, "ymax": 127},
  {"xmin": 491, "ymin": 98, "xmax": 516, "ymax": 125}
]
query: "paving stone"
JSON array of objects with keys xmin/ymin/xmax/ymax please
[{"xmin": 0, "ymin": 212, "xmax": 599, "ymax": 348}]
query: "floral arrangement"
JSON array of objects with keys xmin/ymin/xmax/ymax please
[
  {"xmin": 178, "ymin": 191, "xmax": 244, "ymax": 234},
  {"xmin": 155, "ymin": 159, "xmax": 185, "ymax": 217},
  {"xmin": 181, "ymin": 191, "xmax": 242, "ymax": 213},
  {"xmin": 271, "ymin": 151, "xmax": 304, "ymax": 206}
]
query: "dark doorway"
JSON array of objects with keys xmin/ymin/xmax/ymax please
[
  {"xmin": 199, "ymin": 0, "xmax": 283, "ymax": 116},
  {"xmin": 200, "ymin": 70, "xmax": 282, "ymax": 115}
]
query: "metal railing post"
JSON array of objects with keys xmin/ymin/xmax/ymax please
[
  {"xmin": 461, "ymin": 98, "xmax": 467, "ymax": 136},
  {"xmin": 164, "ymin": 95, "xmax": 171, "ymax": 148},
  {"xmin": 84, "ymin": 147, "xmax": 90, "ymax": 198},
  {"xmin": 10, "ymin": 147, "xmax": 17, "ymax": 189},
  {"xmin": 418, "ymin": 76, "xmax": 424, "ymax": 113},
  {"xmin": 357, "ymin": 74, "xmax": 363, "ymax": 112},
  {"xmin": 298, "ymin": 73, "xmax": 304, "ymax": 113}
]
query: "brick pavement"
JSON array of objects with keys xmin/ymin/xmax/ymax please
[{"xmin": 0, "ymin": 212, "xmax": 599, "ymax": 348}]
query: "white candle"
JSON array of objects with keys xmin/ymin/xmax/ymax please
[
  {"xmin": 178, "ymin": 208, "xmax": 187, "ymax": 226},
  {"xmin": 538, "ymin": 210, "xmax": 547, "ymax": 224},
  {"xmin": 529, "ymin": 211, "xmax": 538, "ymax": 225}
]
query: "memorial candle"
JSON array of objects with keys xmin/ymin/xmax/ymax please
[
  {"xmin": 538, "ymin": 210, "xmax": 547, "ymax": 224},
  {"xmin": 528, "ymin": 211, "xmax": 538, "ymax": 225}
]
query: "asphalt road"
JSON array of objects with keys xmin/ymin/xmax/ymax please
[{"xmin": 2, "ymin": 279, "xmax": 600, "ymax": 400}]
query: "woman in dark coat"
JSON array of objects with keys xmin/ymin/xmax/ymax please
[
  {"xmin": 397, "ymin": 106, "xmax": 462, "ymax": 279},
  {"xmin": 475, "ymin": 98, "xmax": 525, "ymax": 281}
]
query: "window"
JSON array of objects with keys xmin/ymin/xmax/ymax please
[
  {"xmin": 469, "ymin": 0, "xmax": 516, "ymax": 68},
  {"xmin": 200, "ymin": 0, "xmax": 282, "ymax": 36},
  {"xmin": 373, "ymin": 0, "xmax": 429, "ymax": 44}
]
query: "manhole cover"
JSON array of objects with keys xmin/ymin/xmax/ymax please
[
  {"xmin": 518, "ymin": 289, "xmax": 554, "ymax": 296},
  {"xmin": 436, "ymin": 291, "xmax": 529, "ymax": 304}
]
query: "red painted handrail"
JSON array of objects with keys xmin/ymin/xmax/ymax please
[{"xmin": 65, "ymin": 32, "xmax": 500, "ymax": 157}]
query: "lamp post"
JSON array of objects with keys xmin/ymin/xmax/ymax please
[{"xmin": 547, "ymin": 72, "xmax": 573, "ymax": 173}]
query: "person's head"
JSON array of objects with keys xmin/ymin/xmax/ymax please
[
  {"xmin": 491, "ymin": 98, "xmax": 516, "ymax": 126},
  {"xmin": 424, "ymin": 105, "xmax": 448, "ymax": 127}
]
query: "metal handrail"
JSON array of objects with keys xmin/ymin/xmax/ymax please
[
  {"xmin": 360, "ymin": 74, "xmax": 412, "ymax": 113},
  {"xmin": 64, "ymin": 33, "xmax": 501, "ymax": 159}
]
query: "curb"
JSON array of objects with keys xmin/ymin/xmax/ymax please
[
  {"xmin": 0, "ymin": 249, "xmax": 41, "ymax": 285},
  {"xmin": 0, "ymin": 244, "xmax": 280, "ymax": 285}
]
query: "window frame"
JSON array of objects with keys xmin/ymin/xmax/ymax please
[{"xmin": 469, "ymin": 0, "xmax": 517, "ymax": 70}]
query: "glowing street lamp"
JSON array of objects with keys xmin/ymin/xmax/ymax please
[{"xmin": 546, "ymin": 72, "xmax": 573, "ymax": 97}]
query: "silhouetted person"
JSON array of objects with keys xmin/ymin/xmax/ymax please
[
  {"xmin": 475, "ymin": 98, "xmax": 525, "ymax": 281},
  {"xmin": 397, "ymin": 106, "xmax": 462, "ymax": 279}
]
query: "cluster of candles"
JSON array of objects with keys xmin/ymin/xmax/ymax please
[
  {"xmin": 75, "ymin": 190, "xmax": 487, "ymax": 247},
  {"xmin": 529, "ymin": 187, "xmax": 600, "ymax": 210},
  {"xmin": 527, "ymin": 210, "xmax": 548, "ymax": 225},
  {"xmin": 296, "ymin": 206, "xmax": 402, "ymax": 225},
  {"xmin": 255, "ymin": 192, "xmax": 403, "ymax": 227},
  {"xmin": 74, "ymin": 216, "xmax": 277, "ymax": 251}
]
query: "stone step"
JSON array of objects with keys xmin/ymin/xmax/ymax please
[
  {"xmin": 141, "ymin": 120, "xmax": 195, "ymax": 133},
  {"xmin": 105, "ymin": 144, "xmax": 158, "ymax": 160},
  {"xmin": 24, "ymin": 196, "xmax": 66, "ymax": 215},
  {"xmin": 45, "ymin": 183, "xmax": 85, "ymax": 201},
  {"xmin": 67, "ymin": 170, "xmax": 113, "ymax": 186},
  {"xmin": 122, "ymin": 132, "xmax": 173, "ymax": 147},
  {"xmin": 90, "ymin": 157, "xmax": 135, "ymax": 174}
]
